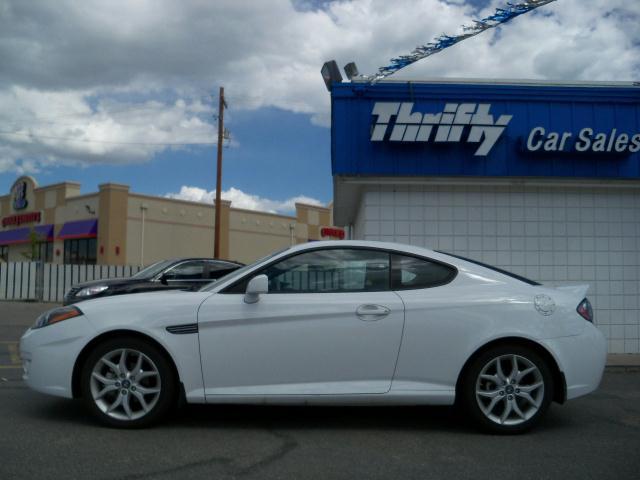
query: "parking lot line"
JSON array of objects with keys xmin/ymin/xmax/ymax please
[
  {"xmin": 7, "ymin": 344, "xmax": 20, "ymax": 364},
  {"xmin": 0, "ymin": 341, "xmax": 21, "ymax": 369}
]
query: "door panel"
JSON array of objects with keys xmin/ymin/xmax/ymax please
[{"xmin": 198, "ymin": 291, "xmax": 405, "ymax": 396}]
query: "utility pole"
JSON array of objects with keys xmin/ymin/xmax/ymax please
[{"xmin": 214, "ymin": 86, "xmax": 226, "ymax": 259}]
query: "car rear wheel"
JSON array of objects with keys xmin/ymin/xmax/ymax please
[
  {"xmin": 80, "ymin": 337, "xmax": 177, "ymax": 428},
  {"xmin": 461, "ymin": 345, "xmax": 553, "ymax": 434}
]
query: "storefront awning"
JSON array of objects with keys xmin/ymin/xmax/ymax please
[
  {"xmin": 57, "ymin": 219, "xmax": 98, "ymax": 240},
  {"xmin": 0, "ymin": 225, "xmax": 54, "ymax": 245}
]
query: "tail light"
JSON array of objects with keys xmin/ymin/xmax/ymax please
[{"xmin": 576, "ymin": 298, "xmax": 593, "ymax": 323}]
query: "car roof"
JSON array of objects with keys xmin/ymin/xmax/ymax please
[
  {"xmin": 285, "ymin": 240, "xmax": 438, "ymax": 256},
  {"xmin": 207, "ymin": 240, "xmax": 540, "ymax": 292},
  {"xmin": 269, "ymin": 240, "xmax": 537, "ymax": 287},
  {"xmin": 165, "ymin": 258, "xmax": 244, "ymax": 266}
]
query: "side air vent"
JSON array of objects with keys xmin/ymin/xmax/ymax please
[{"xmin": 166, "ymin": 323, "xmax": 198, "ymax": 335}]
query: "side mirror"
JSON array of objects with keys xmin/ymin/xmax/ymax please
[
  {"xmin": 159, "ymin": 274, "xmax": 168, "ymax": 285},
  {"xmin": 244, "ymin": 274, "xmax": 268, "ymax": 304}
]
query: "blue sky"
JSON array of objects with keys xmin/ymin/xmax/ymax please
[
  {"xmin": 0, "ymin": 107, "xmax": 332, "ymax": 204},
  {"xmin": 0, "ymin": 0, "xmax": 638, "ymax": 212}
]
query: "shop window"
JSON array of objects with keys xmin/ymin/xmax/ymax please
[
  {"xmin": 33, "ymin": 242, "xmax": 53, "ymax": 263},
  {"xmin": 0, "ymin": 245, "xmax": 7, "ymax": 263},
  {"xmin": 64, "ymin": 238, "xmax": 97, "ymax": 265}
]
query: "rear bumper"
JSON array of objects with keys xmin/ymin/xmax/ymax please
[{"xmin": 542, "ymin": 323, "xmax": 607, "ymax": 400}]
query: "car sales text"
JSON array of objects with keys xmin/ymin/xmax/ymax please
[{"xmin": 527, "ymin": 127, "xmax": 640, "ymax": 153}]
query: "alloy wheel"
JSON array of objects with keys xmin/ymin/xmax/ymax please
[
  {"xmin": 89, "ymin": 348, "xmax": 162, "ymax": 421},
  {"xmin": 475, "ymin": 354, "xmax": 545, "ymax": 426}
]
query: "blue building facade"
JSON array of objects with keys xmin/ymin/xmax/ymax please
[
  {"xmin": 332, "ymin": 81, "xmax": 640, "ymax": 180},
  {"xmin": 331, "ymin": 80, "xmax": 640, "ymax": 354}
]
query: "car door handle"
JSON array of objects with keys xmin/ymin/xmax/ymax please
[{"xmin": 356, "ymin": 304, "xmax": 391, "ymax": 321}]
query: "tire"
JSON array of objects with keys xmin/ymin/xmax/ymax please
[
  {"xmin": 80, "ymin": 337, "xmax": 177, "ymax": 428},
  {"xmin": 460, "ymin": 345, "xmax": 554, "ymax": 434}
]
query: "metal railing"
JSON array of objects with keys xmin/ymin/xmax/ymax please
[{"xmin": 0, "ymin": 262, "xmax": 141, "ymax": 303}]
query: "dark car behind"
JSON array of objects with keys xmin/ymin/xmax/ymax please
[{"xmin": 63, "ymin": 258, "xmax": 243, "ymax": 305}]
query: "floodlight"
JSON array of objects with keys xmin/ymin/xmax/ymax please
[
  {"xmin": 321, "ymin": 60, "xmax": 343, "ymax": 92},
  {"xmin": 343, "ymin": 62, "xmax": 360, "ymax": 80}
]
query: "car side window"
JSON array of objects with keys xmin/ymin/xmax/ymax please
[
  {"xmin": 226, "ymin": 249, "xmax": 390, "ymax": 294},
  {"xmin": 204, "ymin": 261, "xmax": 238, "ymax": 280},
  {"xmin": 263, "ymin": 249, "xmax": 390, "ymax": 293},
  {"xmin": 390, "ymin": 254, "xmax": 456, "ymax": 290},
  {"xmin": 164, "ymin": 261, "xmax": 206, "ymax": 280}
]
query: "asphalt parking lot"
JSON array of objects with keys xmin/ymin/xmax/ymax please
[{"xmin": 1, "ymin": 302, "xmax": 639, "ymax": 480}]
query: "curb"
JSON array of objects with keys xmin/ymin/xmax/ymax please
[
  {"xmin": 606, "ymin": 354, "xmax": 640, "ymax": 369},
  {"xmin": 605, "ymin": 365, "xmax": 640, "ymax": 372}
]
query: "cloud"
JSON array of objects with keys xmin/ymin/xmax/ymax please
[
  {"xmin": 0, "ymin": 87, "xmax": 218, "ymax": 173},
  {"xmin": 165, "ymin": 185, "xmax": 324, "ymax": 214},
  {"xmin": 0, "ymin": 0, "xmax": 638, "ymax": 172}
]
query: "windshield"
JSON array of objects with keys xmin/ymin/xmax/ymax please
[
  {"xmin": 200, "ymin": 248, "xmax": 289, "ymax": 292},
  {"xmin": 132, "ymin": 259, "xmax": 175, "ymax": 279}
]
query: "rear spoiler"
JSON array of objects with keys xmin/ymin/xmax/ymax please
[{"xmin": 553, "ymin": 284, "xmax": 589, "ymax": 300}]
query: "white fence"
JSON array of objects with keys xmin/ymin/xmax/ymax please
[{"xmin": 0, "ymin": 262, "xmax": 141, "ymax": 303}]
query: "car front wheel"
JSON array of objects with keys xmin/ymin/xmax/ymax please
[
  {"xmin": 461, "ymin": 345, "xmax": 553, "ymax": 434},
  {"xmin": 80, "ymin": 337, "xmax": 177, "ymax": 428}
]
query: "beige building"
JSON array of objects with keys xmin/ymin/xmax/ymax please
[{"xmin": 0, "ymin": 176, "xmax": 340, "ymax": 265}]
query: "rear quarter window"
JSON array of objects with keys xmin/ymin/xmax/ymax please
[
  {"xmin": 391, "ymin": 254, "xmax": 456, "ymax": 290},
  {"xmin": 435, "ymin": 251, "xmax": 540, "ymax": 286}
]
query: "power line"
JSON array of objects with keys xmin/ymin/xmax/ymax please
[
  {"xmin": 7, "ymin": 95, "xmax": 216, "ymax": 123},
  {"xmin": 0, "ymin": 130, "xmax": 217, "ymax": 146},
  {"xmin": 3, "ymin": 117, "xmax": 214, "ymax": 129},
  {"xmin": 4, "ymin": 95, "xmax": 255, "ymax": 132},
  {"xmin": 8, "ymin": 105, "xmax": 161, "ymax": 122},
  {"xmin": 3, "ymin": 97, "xmax": 219, "ymax": 130}
]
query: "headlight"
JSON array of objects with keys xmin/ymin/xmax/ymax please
[
  {"xmin": 33, "ymin": 306, "xmax": 83, "ymax": 329},
  {"xmin": 76, "ymin": 285, "xmax": 109, "ymax": 297}
]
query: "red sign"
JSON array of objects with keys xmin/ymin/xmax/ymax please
[
  {"xmin": 320, "ymin": 227, "xmax": 345, "ymax": 239},
  {"xmin": 2, "ymin": 211, "xmax": 41, "ymax": 228}
]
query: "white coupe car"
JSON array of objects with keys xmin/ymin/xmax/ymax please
[{"xmin": 20, "ymin": 241, "xmax": 606, "ymax": 433}]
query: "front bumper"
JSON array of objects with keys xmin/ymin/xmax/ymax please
[
  {"xmin": 19, "ymin": 316, "xmax": 96, "ymax": 398},
  {"xmin": 542, "ymin": 322, "xmax": 607, "ymax": 401}
]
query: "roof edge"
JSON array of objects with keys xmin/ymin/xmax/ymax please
[{"xmin": 347, "ymin": 77, "xmax": 640, "ymax": 88}]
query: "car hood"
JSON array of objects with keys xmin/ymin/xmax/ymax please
[
  {"xmin": 76, "ymin": 289, "xmax": 214, "ymax": 329},
  {"xmin": 71, "ymin": 277, "xmax": 150, "ymax": 289}
]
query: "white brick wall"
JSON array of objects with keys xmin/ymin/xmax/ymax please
[{"xmin": 353, "ymin": 183, "xmax": 640, "ymax": 354}]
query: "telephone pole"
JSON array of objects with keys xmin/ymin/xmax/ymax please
[{"xmin": 214, "ymin": 86, "xmax": 226, "ymax": 259}]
